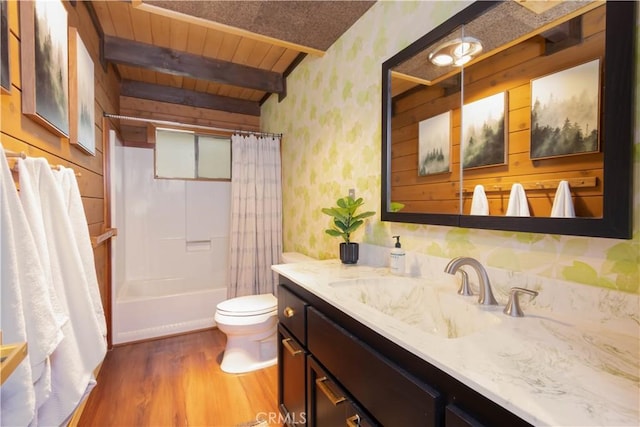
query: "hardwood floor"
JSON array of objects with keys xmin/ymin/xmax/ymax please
[{"xmin": 79, "ymin": 329, "xmax": 279, "ymax": 427}]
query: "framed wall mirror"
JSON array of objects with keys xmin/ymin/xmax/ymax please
[{"xmin": 381, "ymin": 1, "xmax": 634, "ymax": 238}]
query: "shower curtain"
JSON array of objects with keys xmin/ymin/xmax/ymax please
[{"xmin": 228, "ymin": 134, "xmax": 282, "ymax": 298}]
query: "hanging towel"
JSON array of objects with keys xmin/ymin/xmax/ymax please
[
  {"xmin": 550, "ymin": 180, "xmax": 575, "ymax": 218},
  {"xmin": 470, "ymin": 185, "xmax": 489, "ymax": 215},
  {"xmin": 0, "ymin": 146, "xmax": 37, "ymax": 426},
  {"xmin": 18, "ymin": 158, "xmax": 106, "ymax": 426},
  {"xmin": 506, "ymin": 183, "xmax": 530, "ymax": 216},
  {"xmin": 1, "ymin": 147, "xmax": 69, "ymax": 424},
  {"xmin": 56, "ymin": 166, "xmax": 107, "ymax": 336}
]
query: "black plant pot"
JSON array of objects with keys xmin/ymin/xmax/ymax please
[{"xmin": 340, "ymin": 242, "xmax": 359, "ymax": 264}]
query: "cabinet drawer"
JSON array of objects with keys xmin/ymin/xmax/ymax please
[
  {"xmin": 308, "ymin": 357, "xmax": 378, "ymax": 427},
  {"xmin": 278, "ymin": 285, "xmax": 308, "ymax": 345},
  {"xmin": 308, "ymin": 307, "xmax": 443, "ymax": 427}
]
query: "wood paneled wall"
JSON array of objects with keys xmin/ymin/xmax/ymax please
[
  {"xmin": 1, "ymin": 0, "xmax": 120, "ymax": 344},
  {"xmin": 391, "ymin": 5, "xmax": 605, "ymax": 218}
]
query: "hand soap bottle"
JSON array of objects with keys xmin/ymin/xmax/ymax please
[{"xmin": 390, "ymin": 235, "xmax": 405, "ymax": 275}]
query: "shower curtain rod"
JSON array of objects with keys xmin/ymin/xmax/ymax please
[{"xmin": 103, "ymin": 113, "xmax": 283, "ymax": 138}]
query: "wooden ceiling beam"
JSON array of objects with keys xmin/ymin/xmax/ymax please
[
  {"xmin": 120, "ymin": 80, "xmax": 260, "ymax": 116},
  {"xmin": 103, "ymin": 35, "xmax": 284, "ymax": 94}
]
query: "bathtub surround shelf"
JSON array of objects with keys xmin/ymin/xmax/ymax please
[{"xmin": 272, "ymin": 260, "xmax": 639, "ymax": 426}]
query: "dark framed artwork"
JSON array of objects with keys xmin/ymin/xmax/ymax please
[
  {"xmin": 20, "ymin": 0, "xmax": 69, "ymax": 137},
  {"xmin": 418, "ymin": 111, "xmax": 451, "ymax": 176},
  {"xmin": 1, "ymin": 0, "xmax": 10, "ymax": 93},
  {"xmin": 69, "ymin": 27, "xmax": 95, "ymax": 155},
  {"xmin": 461, "ymin": 92, "xmax": 506, "ymax": 169},
  {"xmin": 530, "ymin": 59, "xmax": 600, "ymax": 159}
]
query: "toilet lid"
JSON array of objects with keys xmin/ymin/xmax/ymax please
[{"xmin": 216, "ymin": 294, "xmax": 277, "ymax": 316}]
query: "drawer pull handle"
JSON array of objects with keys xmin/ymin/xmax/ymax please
[
  {"xmin": 316, "ymin": 376, "xmax": 346, "ymax": 406},
  {"xmin": 346, "ymin": 414, "xmax": 361, "ymax": 427},
  {"xmin": 283, "ymin": 307, "xmax": 295, "ymax": 318},
  {"xmin": 282, "ymin": 338, "xmax": 303, "ymax": 356}
]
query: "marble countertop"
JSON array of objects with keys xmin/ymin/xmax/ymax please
[{"xmin": 272, "ymin": 259, "xmax": 640, "ymax": 427}]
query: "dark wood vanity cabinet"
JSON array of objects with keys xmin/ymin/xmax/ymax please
[
  {"xmin": 278, "ymin": 277, "xmax": 531, "ymax": 427},
  {"xmin": 278, "ymin": 286, "xmax": 309, "ymax": 426}
]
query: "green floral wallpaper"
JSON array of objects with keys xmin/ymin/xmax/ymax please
[{"xmin": 261, "ymin": 1, "xmax": 640, "ymax": 294}]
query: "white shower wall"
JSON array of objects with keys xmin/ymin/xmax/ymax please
[{"xmin": 112, "ymin": 146, "xmax": 228, "ymax": 343}]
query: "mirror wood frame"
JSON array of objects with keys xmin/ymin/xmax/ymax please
[{"xmin": 381, "ymin": 1, "xmax": 634, "ymax": 239}]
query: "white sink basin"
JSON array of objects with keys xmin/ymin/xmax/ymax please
[{"xmin": 329, "ymin": 276, "xmax": 501, "ymax": 339}]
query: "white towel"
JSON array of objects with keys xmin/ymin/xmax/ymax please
[
  {"xmin": 550, "ymin": 180, "xmax": 575, "ymax": 218},
  {"xmin": 1, "ymin": 147, "xmax": 70, "ymax": 424},
  {"xmin": 0, "ymin": 146, "xmax": 36, "ymax": 426},
  {"xmin": 55, "ymin": 166, "xmax": 107, "ymax": 336},
  {"xmin": 470, "ymin": 185, "xmax": 489, "ymax": 215},
  {"xmin": 18, "ymin": 158, "xmax": 106, "ymax": 426},
  {"xmin": 506, "ymin": 183, "xmax": 530, "ymax": 216}
]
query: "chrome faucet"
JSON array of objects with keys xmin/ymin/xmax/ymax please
[{"xmin": 444, "ymin": 257, "xmax": 498, "ymax": 305}]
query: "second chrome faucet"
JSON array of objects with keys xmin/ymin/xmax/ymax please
[{"xmin": 444, "ymin": 257, "xmax": 498, "ymax": 306}]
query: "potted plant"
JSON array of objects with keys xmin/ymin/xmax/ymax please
[{"xmin": 322, "ymin": 196, "xmax": 375, "ymax": 264}]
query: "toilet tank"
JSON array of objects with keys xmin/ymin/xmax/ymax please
[{"xmin": 281, "ymin": 252, "xmax": 315, "ymax": 264}]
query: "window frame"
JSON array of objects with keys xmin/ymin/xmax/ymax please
[{"xmin": 152, "ymin": 125, "xmax": 232, "ymax": 182}]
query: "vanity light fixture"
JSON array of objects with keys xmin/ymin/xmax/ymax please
[{"xmin": 428, "ymin": 37, "xmax": 483, "ymax": 67}]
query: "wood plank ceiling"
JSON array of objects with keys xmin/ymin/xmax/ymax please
[{"xmin": 88, "ymin": 0, "xmax": 376, "ymax": 121}]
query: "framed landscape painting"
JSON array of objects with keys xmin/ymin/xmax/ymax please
[
  {"xmin": 20, "ymin": 0, "xmax": 69, "ymax": 137},
  {"xmin": 418, "ymin": 111, "xmax": 451, "ymax": 176},
  {"xmin": 530, "ymin": 59, "xmax": 600, "ymax": 159},
  {"xmin": 1, "ymin": 0, "xmax": 10, "ymax": 93},
  {"xmin": 461, "ymin": 92, "xmax": 506, "ymax": 169},
  {"xmin": 69, "ymin": 27, "xmax": 95, "ymax": 155}
]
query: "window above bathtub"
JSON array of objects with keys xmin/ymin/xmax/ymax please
[{"xmin": 155, "ymin": 128, "xmax": 231, "ymax": 181}]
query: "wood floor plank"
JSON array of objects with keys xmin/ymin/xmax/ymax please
[{"xmin": 79, "ymin": 329, "xmax": 279, "ymax": 427}]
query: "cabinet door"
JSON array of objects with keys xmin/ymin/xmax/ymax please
[
  {"xmin": 278, "ymin": 285, "xmax": 308, "ymax": 345},
  {"xmin": 278, "ymin": 325, "xmax": 307, "ymax": 426}
]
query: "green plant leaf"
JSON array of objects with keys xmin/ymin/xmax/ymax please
[
  {"xmin": 390, "ymin": 202, "xmax": 405, "ymax": 212},
  {"xmin": 334, "ymin": 219, "xmax": 349, "ymax": 231},
  {"xmin": 353, "ymin": 211, "xmax": 375, "ymax": 221},
  {"xmin": 346, "ymin": 219, "xmax": 364, "ymax": 233},
  {"xmin": 322, "ymin": 194, "xmax": 375, "ymax": 244}
]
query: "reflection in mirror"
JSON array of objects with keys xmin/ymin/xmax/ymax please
[
  {"xmin": 390, "ymin": 25, "xmax": 463, "ymax": 215},
  {"xmin": 460, "ymin": 3, "xmax": 604, "ymax": 218},
  {"xmin": 382, "ymin": 1, "xmax": 634, "ymax": 238}
]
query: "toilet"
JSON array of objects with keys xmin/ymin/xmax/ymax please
[{"xmin": 215, "ymin": 251, "xmax": 315, "ymax": 373}]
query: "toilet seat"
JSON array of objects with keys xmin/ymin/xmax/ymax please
[{"xmin": 216, "ymin": 294, "xmax": 277, "ymax": 317}]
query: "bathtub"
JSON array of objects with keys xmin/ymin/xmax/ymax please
[{"xmin": 113, "ymin": 278, "xmax": 227, "ymax": 344}]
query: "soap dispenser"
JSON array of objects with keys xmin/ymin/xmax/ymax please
[{"xmin": 390, "ymin": 236, "xmax": 405, "ymax": 275}]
